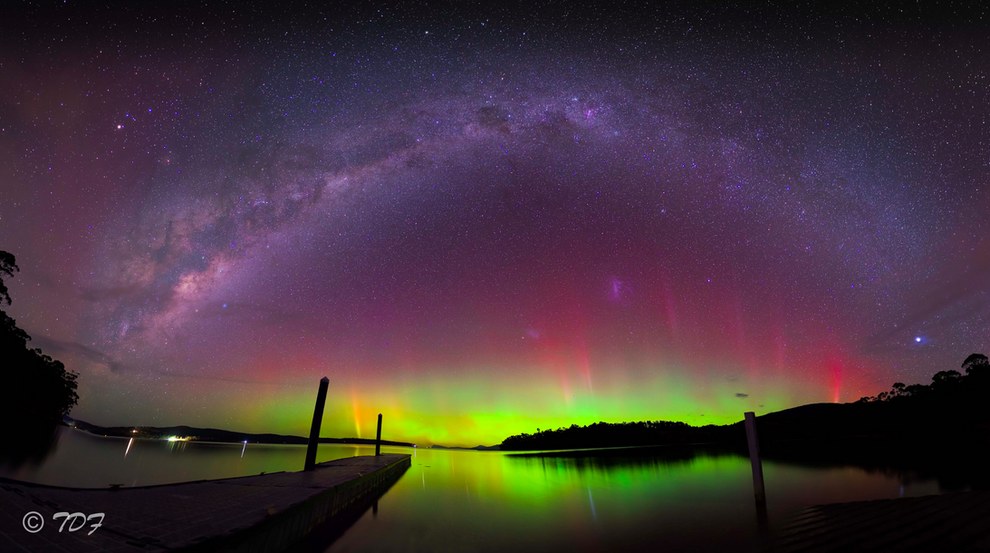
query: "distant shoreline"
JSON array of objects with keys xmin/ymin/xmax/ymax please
[
  {"xmin": 505, "ymin": 442, "xmax": 729, "ymax": 457},
  {"xmin": 63, "ymin": 417, "xmax": 416, "ymax": 448}
]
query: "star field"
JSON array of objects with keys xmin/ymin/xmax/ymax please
[{"xmin": 1, "ymin": 2, "xmax": 988, "ymax": 445}]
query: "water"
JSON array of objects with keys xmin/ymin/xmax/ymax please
[
  {"xmin": 0, "ymin": 428, "xmax": 944, "ymax": 552},
  {"xmin": 326, "ymin": 448, "xmax": 939, "ymax": 552}
]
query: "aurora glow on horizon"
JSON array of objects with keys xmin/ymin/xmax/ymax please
[{"xmin": 2, "ymin": 3, "xmax": 988, "ymax": 446}]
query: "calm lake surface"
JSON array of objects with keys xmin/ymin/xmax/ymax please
[{"xmin": 1, "ymin": 427, "xmax": 945, "ymax": 552}]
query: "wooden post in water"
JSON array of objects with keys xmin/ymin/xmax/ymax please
[
  {"xmin": 744, "ymin": 411, "xmax": 766, "ymax": 501},
  {"xmin": 304, "ymin": 376, "xmax": 330, "ymax": 471},
  {"xmin": 745, "ymin": 411, "xmax": 770, "ymax": 542},
  {"xmin": 375, "ymin": 413, "xmax": 383, "ymax": 456}
]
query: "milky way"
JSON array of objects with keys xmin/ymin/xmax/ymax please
[{"xmin": 2, "ymin": 3, "xmax": 988, "ymax": 444}]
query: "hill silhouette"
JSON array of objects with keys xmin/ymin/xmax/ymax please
[{"xmin": 501, "ymin": 353, "xmax": 990, "ymax": 454}]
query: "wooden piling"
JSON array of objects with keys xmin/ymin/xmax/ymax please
[
  {"xmin": 745, "ymin": 411, "xmax": 770, "ymax": 543},
  {"xmin": 744, "ymin": 411, "xmax": 767, "ymax": 503},
  {"xmin": 375, "ymin": 413, "xmax": 383, "ymax": 456},
  {"xmin": 305, "ymin": 376, "xmax": 330, "ymax": 471}
]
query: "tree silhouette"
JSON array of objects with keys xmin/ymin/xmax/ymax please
[
  {"xmin": 931, "ymin": 369, "xmax": 962, "ymax": 393},
  {"xmin": 962, "ymin": 353, "xmax": 989, "ymax": 375},
  {"xmin": 0, "ymin": 250, "xmax": 17, "ymax": 305},
  {"xmin": 856, "ymin": 353, "xmax": 990, "ymax": 405},
  {"xmin": 500, "ymin": 420, "xmax": 727, "ymax": 450},
  {"xmin": 0, "ymin": 250, "xmax": 79, "ymax": 465}
]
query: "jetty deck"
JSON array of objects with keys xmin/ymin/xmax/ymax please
[
  {"xmin": 0, "ymin": 453, "xmax": 411, "ymax": 553},
  {"xmin": 773, "ymin": 489, "xmax": 990, "ymax": 553}
]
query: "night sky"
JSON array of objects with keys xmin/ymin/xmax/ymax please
[{"xmin": 2, "ymin": 2, "xmax": 988, "ymax": 445}]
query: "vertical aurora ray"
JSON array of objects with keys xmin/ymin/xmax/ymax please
[
  {"xmin": 351, "ymin": 390, "xmax": 363, "ymax": 439},
  {"xmin": 253, "ymin": 360, "xmax": 799, "ymax": 446}
]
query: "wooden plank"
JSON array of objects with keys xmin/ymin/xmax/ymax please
[
  {"xmin": 774, "ymin": 490, "xmax": 990, "ymax": 553},
  {"xmin": 0, "ymin": 454, "xmax": 411, "ymax": 552}
]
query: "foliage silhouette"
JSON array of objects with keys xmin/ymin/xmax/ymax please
[
  {"xmin": 0, "ymin": 250, "xmax": 16, "ymax": 305},
  {"xmin": 962, "ymin": 353, "xmax": 989, "ymax": 374},
  {"xmin": 856, "ymin": 352, "xmax": 990, "ymax": 407},
  {"xmin": 0, "ymin": 250, "xmax": 79, "ymax": 466},
  {"xmin": 501, "ymin": 420, "xmax": 732, "ymax": 451}
]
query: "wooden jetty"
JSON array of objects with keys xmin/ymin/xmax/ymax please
[
  {"xmin": 0, "ymin": 453, "xmax": 410, "ymax": 552},
  {"xmin": 773, "ymin": 489, "xmax": 990, "ymax": 553}
]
